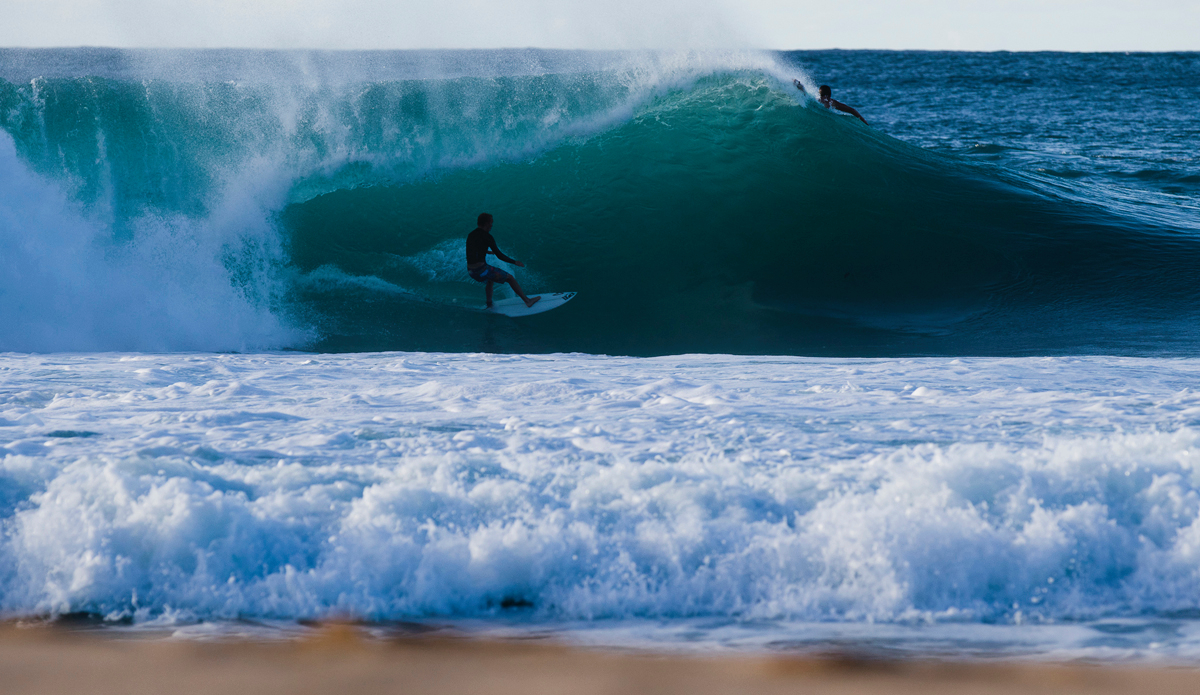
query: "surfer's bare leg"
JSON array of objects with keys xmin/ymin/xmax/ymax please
[
  {"xmin": 485, "ymin": 280, "xmax": 495, "ymax": 308},
  {"xmin": 507, "ymin": 277, "xmax": 541, "ymax": 308}
]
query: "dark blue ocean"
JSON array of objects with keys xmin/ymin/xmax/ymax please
[{"xmin": 3, "ymin": 49, "xmax": 1200, "ymax": 660}]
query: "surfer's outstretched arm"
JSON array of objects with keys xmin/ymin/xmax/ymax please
[
  {"xmin": 831, "ymin": 99, "xmax": 869, "ymax": 125},
  {"xmin": 487, "ymin": 246, "xmax": 524, "ymax": 268}
]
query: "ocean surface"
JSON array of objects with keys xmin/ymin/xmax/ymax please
[{"xmin": 2, "ymin": 48, "xmax": 1200, "ymax": 660}]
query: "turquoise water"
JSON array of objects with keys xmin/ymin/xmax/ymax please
[{"xmin": 2, "ymin": 49, "xmax": 1197, "ymax": 355}]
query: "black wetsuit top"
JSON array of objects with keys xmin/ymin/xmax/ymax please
[{"xmin": 466, "ymin": 227, "xmax": 498, "ymax": 265}]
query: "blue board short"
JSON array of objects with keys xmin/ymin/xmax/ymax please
[{"xmin": 468, "ymin": 264, "xmax": 512, "ymax": 283}]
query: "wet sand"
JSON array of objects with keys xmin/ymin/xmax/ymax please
[{"xmin": 1, "ymin": 623, "xmax": 1198, "ymax": 695}]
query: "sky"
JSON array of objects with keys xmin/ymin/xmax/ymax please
[{"xmin": 1, "ymin": 0, "xmax": 1197, "ymax": 51}]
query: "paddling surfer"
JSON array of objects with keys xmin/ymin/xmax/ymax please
[
  {"xmin": 793, "ymin": 80, "xmax": 869, "ymax": 125},
  {"xmin": 466, "ymin": 213, "xmax": 540, "ymax": 309}
]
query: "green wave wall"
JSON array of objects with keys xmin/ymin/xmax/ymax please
[{"xmin": 3, "ymin": 61, "xmax": 1199, "ymax": 355}]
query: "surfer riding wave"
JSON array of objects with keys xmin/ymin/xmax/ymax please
[{"xmin": 466, "ymin": 213, "xmax": 540, "ymax": 309}]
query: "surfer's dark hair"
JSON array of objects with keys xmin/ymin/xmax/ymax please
[
  {"xmin": 478, "ymin": 213, "xmax": 493, "ymax": 226},
  {"xmin": 819, "ymin": 85, "xmax": 831, "ymax": 97}
]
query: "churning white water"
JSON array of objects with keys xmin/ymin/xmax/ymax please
[{"xmin": 4, "ymin": 351, "xmax": 1200, "ymax": 659}]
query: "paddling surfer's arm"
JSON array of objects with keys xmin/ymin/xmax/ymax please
[
  {"xmin": 830, "ymin": 99, "xmax": 868, "ymax": 125},
  {"xmin": 794, "ymin": 79, "xmax": 869, "ymax": 126}
]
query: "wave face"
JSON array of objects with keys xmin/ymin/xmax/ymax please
[{"xmin": 2, "ymin": 49, "xmax": 1199, "ymax": 355}]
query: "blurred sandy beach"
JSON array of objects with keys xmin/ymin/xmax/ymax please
[{"xmin": 1, "ymin": 623, "xmax": 1198, "ymax": 695}]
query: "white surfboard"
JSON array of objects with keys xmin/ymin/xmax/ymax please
[{"xmin": 485, "ymin": 292, "xmax": 576, "ymax": 317}]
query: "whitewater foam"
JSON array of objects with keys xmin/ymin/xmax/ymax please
[
  {"xmin": 0, "ymin": 134, "xmax": 301, "ymax": 352},
  {"xmin": 4, "ymin": 352, "xmax": 1200, "ymax": 659}
]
